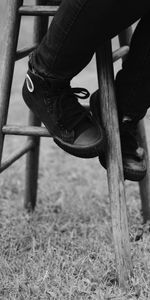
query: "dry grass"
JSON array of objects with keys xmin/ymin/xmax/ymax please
[
  {"xmin": 1, "ymin": 3, "xmax": 150, "ymax": 299},
  {"xmin": 1, "ymin": 150, "xmax": 150, "ymax": 299}
]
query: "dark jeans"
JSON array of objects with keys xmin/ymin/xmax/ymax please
[{"xmin": 32, "ymin": 0, "xmax": 150, "ymax": 117}]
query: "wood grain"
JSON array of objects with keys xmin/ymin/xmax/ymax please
[{"xmin": 96, "ymin": 41, "xmax": 132, "ymax": 288}]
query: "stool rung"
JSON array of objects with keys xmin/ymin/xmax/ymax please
[
  {"xmin": 112, "ymin": 46, "xmax": 129, "ymax": 62},
  {"xmin": 0, "ymin": 140, "xmax": 34, "ymax": 173},
  {"xmin": 19, "ymin": 6, "xmax": 58, "ymax": 16},
  {"xmin": 16, "ymin": 44, "xmax": 38, "ymax": 61},
  {"xmin": 2, "ymin": 125, "xmax": 51, "ymax": 137}
]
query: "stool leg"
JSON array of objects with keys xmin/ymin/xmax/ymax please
[
  {"xmin": 24, "ymin": 0, "xmax": 49, "ymax": 211},
  {"xmin": 0, "ymin": 0, "xmax": 23, "ymax": 166},
  {"xmin": 24, "ymin": 114, "xmax": 41, "ymax": 211},
  {"xmin": 96, "ymin": 41, "xmax": 132, "ymax": 288},
  {"xmin": 119, "ymin": 29, "xmax": 150, "ymax": 223}
]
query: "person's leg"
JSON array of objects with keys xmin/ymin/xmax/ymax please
[
  {"xmin": 90, "ymin": 12, "xmax": 150, "ymax": 181},
  {"xmin": 23, "ymin": 0, "xmax": 150, "ymax": 178},
  {"xmin": 33, "ymin": 0, "xmax": 150, "ymax": 125},
  {"xmin": 116, "ymin": 13, "xmax": 150, "ymax": 120},
  {"xmin": 32, "ymin": 0, "xmax": 150, "ymax": 81},
  {"xmin": 114, "ymin": 14, "xmax": 150, "ymax": 181}
]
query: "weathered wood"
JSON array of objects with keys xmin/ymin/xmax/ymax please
[
  {"xmin": 19, "ymin": 6, "xmax": 58, "ymax": 16},
  {"xmin": 119, "ymin": 29, "xmax": 150, "ymax": 222},
  {"xmin": 2, "ymin": 125, "xmax": 51, "ymax": 137},
  {"xmin": 0, "ymin": 0, "xmax": 23, "ymax": 166},
  {"xmin": 112, "ymin": 46, "xmax": 129, "ymax": 62},
  {"xmin": 0, "ymin": 140, "xmax": 33, "ymax": 173},
  {"xmin": 16, "ymin": 44, "xmax": 38, "ymax": 61},
  {"xmin": 24, "ymin": 0, "xmax": 49, "ymax": 211},
  {"xmin": 24, "ymin": 124, "xmax": 40, "ymax": 211},
  {"xmin": 96, "ymin": 41, "xmax": 132, "ymax": 288}
]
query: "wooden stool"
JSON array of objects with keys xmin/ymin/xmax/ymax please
[{"xmin": 0, "ymin": 0, "xmax": 150, "ymax": 289}]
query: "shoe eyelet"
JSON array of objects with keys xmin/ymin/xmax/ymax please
[{"xmin": 26, "ymin": 74, "xmax": 34, "ymax": 93}]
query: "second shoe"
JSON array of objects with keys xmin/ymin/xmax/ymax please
[{"xmin": 90, "ymin": 90, "xmax": 147, "ymax": 181}]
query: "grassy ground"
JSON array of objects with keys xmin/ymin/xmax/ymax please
[{"xmin": 1, "ymin": 2, "xmax": 150, "ymax": 299}]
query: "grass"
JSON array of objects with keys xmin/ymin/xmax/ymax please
[
  {"xmin": 1, "ymin": 3, "xmax": 150, "ymax": 299},
  {"xmin": 1, "ymin": 165, "xmax": 150, "ymax": 299}
]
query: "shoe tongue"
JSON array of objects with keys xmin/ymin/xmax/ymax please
[
  {"xmin": 46, "ymin": 77, "xmax": 70, "ymax": 91},
  {"xmin": 58, "ymin": 90, "xmax": 88, "ymax": 132}
]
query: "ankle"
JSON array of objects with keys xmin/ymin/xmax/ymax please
[{"xmin": 28, "ymin": 52, "xmax": 70, "ymax": 89}]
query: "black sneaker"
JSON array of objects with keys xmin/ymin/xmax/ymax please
[
  {"xmin": 22, "ymin": 68, "xmax": 104, "ymax": 159},
  {"xmin": 90, "ymin": 90, "xmax": 147, "ymax": 181}
]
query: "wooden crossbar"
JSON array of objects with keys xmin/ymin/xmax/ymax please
[
  {"xmin": 19, "ymin": 6, "xmax": 58, "ymax": 16},
  {"xmin": 16, "ymin": 44, "xmax": 129, "ymax": 63},
  {"xmin": 16, "ymin": 44, "xmax": 38, "ymax": 61},
  {"xmin": 2, "ymin": 125, "xmax": 51, "ymax": 137},
  {"xmin": 0, "ymin": 139, "xmax": 34, "ymax": 173},
  {"xmin": 113, "ymin": 46, "xmax": 129, "ymax": 62}
]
